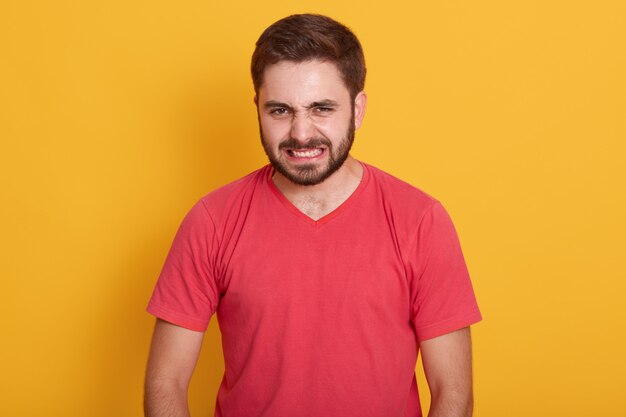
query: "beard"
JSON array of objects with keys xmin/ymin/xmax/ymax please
[{"xmin": 261, "ymin": 112, "xmax": 355, "ymax": 187}]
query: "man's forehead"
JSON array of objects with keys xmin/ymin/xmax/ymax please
[{"xmin": 258, "ymin": 60, "xmax": 350, "ymax": 103}]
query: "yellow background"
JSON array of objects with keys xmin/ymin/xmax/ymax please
[{"xmin": 1, "ymin": 1, "xmax": 625, "ymax": 416}]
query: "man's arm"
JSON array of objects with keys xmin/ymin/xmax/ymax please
[
  {"xmin": 144, "ymin": 318, "xmax": 205, "ymax": 417},
  {"xmin": 420, "ymin": 327, "xmax": 474, "ymax": 417}
]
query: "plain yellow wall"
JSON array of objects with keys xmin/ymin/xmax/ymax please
[{"xmin": 1, "ymin": 1, "xmax": 625, "ymax": 416}]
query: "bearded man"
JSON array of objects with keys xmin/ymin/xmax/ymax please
[{"xmin": 145, "ymin": 14, "xmax": 482, "ymax": 417}]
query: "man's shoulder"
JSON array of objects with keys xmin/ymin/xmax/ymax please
[
  {"xmin": 362, "ymin": 163, "xmax": 458, "ymax": 249},
  {"xmin": 364, "ymin": 162, "xmax": 439, "ymax": 210},
  {"xmin": 195, "ymin": 165, "xmax": 271, "ymax": 220}
]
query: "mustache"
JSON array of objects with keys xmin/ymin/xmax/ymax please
[{"xmin": 278, "ymin": 137, "xmax": 332, "ymax": 150}]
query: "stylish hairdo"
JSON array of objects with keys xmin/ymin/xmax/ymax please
[{"xmin": 251, "ymin": 14, "xmax": 366, "ymax": 100}]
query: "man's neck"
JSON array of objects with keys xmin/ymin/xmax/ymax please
[{"xmin": 272, "ymin": 156, "xmax": 364, "ymax": 221}]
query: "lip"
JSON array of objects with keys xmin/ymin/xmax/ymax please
[{"xmin": 283, "ymin": 147, "xmax": 327, "ymax": 161}]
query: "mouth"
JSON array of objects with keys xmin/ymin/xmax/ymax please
[{"xmin": 284, "ymin": 147, "xmax": 326, "ymax": 160}]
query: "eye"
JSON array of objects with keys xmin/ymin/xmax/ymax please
[
  {"xmin": 314, "ymin": 106, "xmax": 334, "ymax": 114},
  {"xmin": 270, "ymin": 108, "xmax": 290, "ymax": 116}
]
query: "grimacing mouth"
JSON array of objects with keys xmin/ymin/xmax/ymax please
[{"xmin": 285, "ymin": 147, "xmax": 326, "ymax": 158}]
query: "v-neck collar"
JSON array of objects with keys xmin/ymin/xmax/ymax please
[{"xmin": 266, "ymin": 162, "xmax": 370, "ymax": 227}]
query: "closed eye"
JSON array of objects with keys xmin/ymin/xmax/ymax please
[{"xmin": 308, "ymin": 100, "xmax": 338, "ymax": 115}]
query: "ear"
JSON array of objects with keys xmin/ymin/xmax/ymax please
[
  {"xmin": 353, "ymin": 91, "xmax": 367, "ymax": 130},
  {"xmin": 253, "ymin": 95, "xmax": 258, "ymax": 106}
]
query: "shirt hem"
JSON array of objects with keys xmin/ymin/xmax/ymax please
[
  {"xmin": 146, "ymin": 301, "xmax": 209, "ymax": 332},
  {"xmin": 415, "ymin": 309, "xmax": 483, "ymax": 342}
]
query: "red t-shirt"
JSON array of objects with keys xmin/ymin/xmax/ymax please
[{"xmin": 147, "ymin": 162, "xmax": 482, "ymax": 417}]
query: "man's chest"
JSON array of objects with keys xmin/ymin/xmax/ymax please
[{"xmin": 214, "ymin": 211, "xmax": 412, "ymax": 332}]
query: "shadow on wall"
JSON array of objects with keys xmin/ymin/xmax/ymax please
[{"xmin": 90, "ymin": 66, "xmax": 263, "ymax": 416}]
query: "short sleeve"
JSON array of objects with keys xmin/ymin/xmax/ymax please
[
  {"xmin": 146, "ymin": 200, "xmax": 220, "ymax": 331},
  {"xmin": 408, "ymin": 202, "xmax": 482, "ymax": 342}
]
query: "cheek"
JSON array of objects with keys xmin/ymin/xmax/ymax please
[
  {"xmin": 315, "ymin": 116, "xmax": 350, "ymax": 138},
  {"xmin": 260, "ymin": 117, "xmax": 291, "ymax": 140}
]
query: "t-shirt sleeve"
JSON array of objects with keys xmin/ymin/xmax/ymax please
[
  {"xmin": 146, "ymin": 199, "xmax": 220, "ymax": 332},
  {"xmin": 408, "ymin": 201, "xmax": 482, "ymax": 342}
]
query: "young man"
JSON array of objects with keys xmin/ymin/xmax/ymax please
[{"xmin": 145, "ymin": 14, "xmax": 481, "ymax": 417}]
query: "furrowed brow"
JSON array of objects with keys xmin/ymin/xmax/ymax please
[
  {"xmin": 306, "ymin": 100, "xmax": 339, "ymax": 109},
  {"xmin": 264, "ymin": 100, "xmax": 293, "ymax": 111}
]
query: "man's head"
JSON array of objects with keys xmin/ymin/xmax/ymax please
[
  {"xmin": 251, "ymin": 14, "xmax": 366, "ymax": 102},
  {"xmin": 252, "ymin": 14, "xmax": 367, "ymax": 186}
]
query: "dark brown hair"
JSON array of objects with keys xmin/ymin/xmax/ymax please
[{"xmin": 251, "ymin": 14, "xmax": 366, "ymax": 100}]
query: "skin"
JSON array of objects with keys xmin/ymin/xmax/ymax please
[
  {"xmin": 256, "ymin": 60, "xmax": 367, "ymax": 219},
  {"xmin": 144, "ymin": 319, "xmax": 203, "ymax": 417},
  {"xmin": 144, "ymin": 60, "xmax": 475, "ymax": 417},
  {"xmin": 421, "ymin": 327, "xmax": 475, "ymax": 417}
]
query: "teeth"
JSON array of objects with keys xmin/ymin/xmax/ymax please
[{"xmin": 291, "ymin": 148, "xmax": 322, "ymax": 158}]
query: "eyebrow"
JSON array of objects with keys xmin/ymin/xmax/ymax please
[
  {"xmin": 263, "ymin": 99, "xmax": 339, "ymax": 111},
  {"xmin": 305, "ymin": 100, "xmax": 338, "ymax": 109},
  {"xmin": 263, "ymin": 100, "xmax": 293, "ymax": 111}
]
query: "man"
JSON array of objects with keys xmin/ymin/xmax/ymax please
[{"xmin": 145, "ymin": 14, "xmax": 481, "ymax": 417}]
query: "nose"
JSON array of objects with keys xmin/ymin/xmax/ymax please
[{"xmin": 290, "ymin": 113, "xmax": 315, "ymax": 142}]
